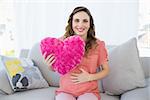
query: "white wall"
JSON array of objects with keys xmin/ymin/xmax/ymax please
[{"xmin": 13, "ymin": 0, "xmax": 138, "ymax": 51}]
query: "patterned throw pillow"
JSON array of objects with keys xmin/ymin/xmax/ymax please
[{"xmin": 1, "ymin": 56, "xmax": 49, "ymax": 92}]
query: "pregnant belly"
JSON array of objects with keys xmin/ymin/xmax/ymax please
[{"xmin": 60, "ymin": 73, "xmax": 98, "ymax": 95}]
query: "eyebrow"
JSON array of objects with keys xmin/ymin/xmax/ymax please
[{"xmin": 74, "ymin": 18, "xmax": 89, "ymax": 20}]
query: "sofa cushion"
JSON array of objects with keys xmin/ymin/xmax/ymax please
[
  {"xmin": 0, "ymin": 87, "xmax": 120, "ymax": 100},
  {"xmin": 140, "ymin": 57, "xmax": 150, "ymax": 78},
  {"xmin": 0, "ymin": 68, "xmax": 14, "ymax": 94},
  {"xmin": 1, "ymin": 56, "xmax": 49, "ymax": 92},
  {"xmin": 0, "ymin": 90, "xmax": 6, "ymax": 97},
  {"xmin": 100, "ymin": 93, "xmax": 120, "ymax": 100},
  {"xmin": 28, "ymin": 43, "xmax": 60, "ymax": 87},
  {"xmin": 103, "ymin": 38, "xmax": 146, "ymax": 95},
  {"xmin": 0, "ymin": 87, "xmax": 57, "ymax": 100},
  {"xmin": 121, "ymin": 78, "xmax": 150, "ymax": 100}
]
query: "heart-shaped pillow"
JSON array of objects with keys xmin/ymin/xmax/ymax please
[{"xmin": 40, "ymin": 35, "xmax": 85, "ymax": 75}]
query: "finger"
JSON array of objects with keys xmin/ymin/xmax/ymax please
[
  {"xmin": 72, "ymin": 80, "xmax": 81, "ymax": 84},
  {"xmin": 74, "ymin": 81, "xmax": 81, "ymax": 84},
  {"xmin": 71, "ymin": 73, "xmax": 79, "ymax": 77},
  {"xmin": 71, "ymin": 79, "xmax": 79, "ymax": 83},
  {"xmin": 79, "ymin": 68, "xmax": 86, "ymax": 73},
  {"xmin": 45, "ymin": 54, "xmax": 54, "ymax": 62},
  {"xmin": 47, "ymin": 56, "xmax": 55, "ymax": 65},
  {"xmin": 70, "ymin": 76, "xmax": 78, "ymax": 80},
  {"xmin": 50, "ymin": 58, "xmax": 56, "ymax": 65}
]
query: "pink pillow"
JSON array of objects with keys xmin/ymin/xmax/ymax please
[{"xmin": 40, "ymin": 35, "xmax": 85, "ymax": 75}]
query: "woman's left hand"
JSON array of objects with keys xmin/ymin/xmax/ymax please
[{"xmin": 70, "ymin": 68, "xmax": 91, "ymax": 84}]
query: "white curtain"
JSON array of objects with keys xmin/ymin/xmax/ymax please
[{"xmin": 12, "ymin": 0, "xmax": 138, "ymax": 55}]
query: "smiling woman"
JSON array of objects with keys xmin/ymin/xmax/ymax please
[
  {"xmin": 41, "ymin": 6, "xmax": 110, "ymax": 100},
  {"xmin": 72, "ymin": 11, "xmax": 90, "ymax": 39}
]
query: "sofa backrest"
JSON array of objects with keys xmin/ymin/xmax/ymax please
[
  {"xmin": 28, "ymin": 43, "xmax": 60, "ymax": 87},
  {"xmin": 22, "ymin": 45, "xmax": 149, "ymax": 79},
  {"xmin": 23, "ymin": 42, "xmax": 149, "ymax": 93},
  {"xmin": 139, "ymin": 57, "xmax": 150, "ymax": 78},
  {"xmin": 106, "ymin": 45, "xmax": 150, "ymax": 79}
]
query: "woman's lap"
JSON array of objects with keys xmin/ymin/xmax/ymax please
[
  {"xmin": 55, "ymin": 92, "xmax": 98, "ymax": 100},
  {"xmin": 55, "ymin": 93, "xmax": 76, "ymax": 100},
  {"xmin": 78, "ymin": 93, "xmax": 98, "ymax": 100}
]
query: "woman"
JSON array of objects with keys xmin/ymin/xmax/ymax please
[{"xmin": 44, "ymin": 6, "xmax": 109, "ymax": 100}]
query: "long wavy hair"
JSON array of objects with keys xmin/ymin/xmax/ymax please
[{"xmin": 64, "ymin": 6, "xmax": 98, "ymax": 55}]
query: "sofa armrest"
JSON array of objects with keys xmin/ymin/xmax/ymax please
[{"xmin": 140, "ymin": 57, "xmax": 150, "ymax": 78}]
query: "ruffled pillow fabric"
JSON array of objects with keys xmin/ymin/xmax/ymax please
[{"xmin": 40, "ymin": 35, "xmax": 85, "ymax": 75}]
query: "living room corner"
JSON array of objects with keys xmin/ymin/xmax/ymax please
[{"xmin": 0, "ymin": 0, "xmax": 150, "ymax": 100}]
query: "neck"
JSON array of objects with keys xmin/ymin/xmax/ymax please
[{"xmin": 80, "ymin": 35, "xmax": 87, "ymax": 42}]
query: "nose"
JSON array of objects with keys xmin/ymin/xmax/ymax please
[{"xmin": 77, "ymin": 21, "xmax": 83, "ymax": 27}]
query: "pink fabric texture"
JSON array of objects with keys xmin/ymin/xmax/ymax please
[{"xmin": 40, "ymin": 35, "xmax": 85, "ymax": 75}]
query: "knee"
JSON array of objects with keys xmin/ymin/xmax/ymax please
[
  {"xmin": 55, "ymin": 93, "xmax": 76, "ymax": 100},
  {"xmin": 77, "ymin": 93, "xmax": 98, "ymax": 100}
]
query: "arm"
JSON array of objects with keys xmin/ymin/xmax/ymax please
[
  {"xmin": 89, "ymin": 62, "xmax": 110, "ymax": 81},
  {"xmin": 71, "ymin": 61, "xmax": 110, "ymax": 84}
]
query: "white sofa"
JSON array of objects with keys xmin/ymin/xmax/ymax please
[{"xmin": 0, "ymin": 38, "xmax": 149, "ymax": 100}]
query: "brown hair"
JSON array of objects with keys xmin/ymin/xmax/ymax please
[{"xmin": 64, "ymin": 6, "xmax": 98, "ymax": 55}]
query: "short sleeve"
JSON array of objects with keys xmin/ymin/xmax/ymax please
[{"xmin": 97, "ymin": 41, "xmax": 108, "ymax": 67}]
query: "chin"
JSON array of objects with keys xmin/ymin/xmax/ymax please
[{"xmin": 76, "ymin": 32, "xmax": 86, "ymax": 36}]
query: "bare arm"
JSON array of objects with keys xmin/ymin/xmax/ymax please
[
  {"xmin": 89, "ymin": 62, "xmax": 110, "ymax": 81},
  {"xmin": 71, "ymin": 62, "xmax": 110, "ymax": 84}
]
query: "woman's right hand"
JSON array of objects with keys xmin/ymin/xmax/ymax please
[{"xmin": 43, "ymin": 52, "xmax": 56, "ymax": 71}]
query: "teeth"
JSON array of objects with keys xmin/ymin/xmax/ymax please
[{"xmin": 77, "ymin": 28, "xmax": 84, "ymax": 32}]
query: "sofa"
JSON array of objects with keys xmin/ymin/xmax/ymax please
[{"xmin": 0, "ymin": 37, "xmax": 149, "ymax": 100}]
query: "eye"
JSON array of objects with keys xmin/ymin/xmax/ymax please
[
  {"xmin": 83, "ymin": 19, "xmax": 88, "ymax": 23},
  {"xmin": 74, "ymin": 19, "xmax": 79, "ymax": 22}
]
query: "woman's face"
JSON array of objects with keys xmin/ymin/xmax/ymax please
[{"xmin": 72, "ymin": 11, "xmax": 90, "ymax": 39}]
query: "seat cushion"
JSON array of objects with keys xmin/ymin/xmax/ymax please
[
  {"xmin": 121, "ymin": 86, "xmax": 149, "ymax": 100},
  {"xmin": 100, "ymin": 93, "xmax": 120, "ymax": 100},
  {"xmin": 0, "ymin": 87, "xmax": 57, "ymax": 100},
  {"xmin": 0, "ymin": 86, "xmax": 120, "ymax": 100},
  {"xmin": 121, "ymin": 78, "xmax": 150, "ymax": 100},
  {"xmin": 0, "ymin": 90, "xmax": 6, "ymax": 97}
]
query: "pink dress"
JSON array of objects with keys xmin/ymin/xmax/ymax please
[{"xmin": 56, "ymin": 40, "xmax": 108, "ymax": 100}]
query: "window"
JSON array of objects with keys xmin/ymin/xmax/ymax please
[
  {"xmin": 0, "ymin": 0, "xmax": 16, "ymax": 57},
  {"xmin": 138, "ymin": 0, "xmax": 150, "ymax": 57}
]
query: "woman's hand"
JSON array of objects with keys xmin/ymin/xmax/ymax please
[
  {"xmin": 70, "ymin": 68, "xmax": 91, "ymax": 84},
  {"xmin": 43, "ymin": 52, "xmax": 56, "ymax": 70}
]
